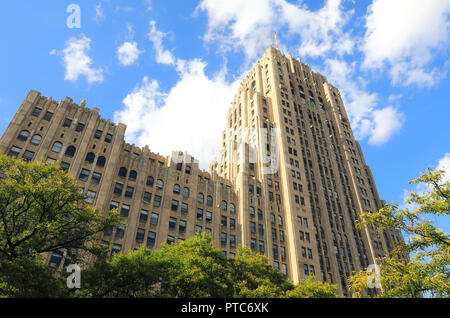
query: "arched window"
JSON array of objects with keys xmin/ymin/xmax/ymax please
[
  {"xmin": 157, "ymin": 179, "xmax": 164, "ymax": 189},
  {"xmin": 18, "ymin": 130, "xmax": 30, "ymax": 141},
  {"xmin": 118, "ymin": 167, "xmax": 127, "ymax": 178},
  {"xmin": 221, "ymin": 200, "xmax": 227, "ymax": 211},
  {"xmin": 97, "ymin": 156, "xmax": 106, "ymax": 167},
  {"xmin": 30, "ymin": 134, "xmax": 42, "ymax": 146},
  {"xmin": 147, "ymin": 176, "xmax": 154, "ymax": 187},
  {"xmin": 230, "ymin": 203, "xmax": 235, "ymax": 213},
  {"xmin": 183, "ymin": 187, "xmax": 190, "ymax": 198},
  {"xmin": 52, "ymin": 141, "xmax": 63, "ymax": 153},
  {"xmin": 85, "ymin": 152, "xmax": 95, "ymax": 163},
  {"xmin": 197, "ymin": 193, "xmax": 204, "ymax": 204},
  {"xmin": 249, "ymin": 206, "xmax": 255, "ymax": 216},
  {"xmin": 129, "ymin": 170, "xmax": 137, "ymax": 181},
  {"xmin": 206, "ymin": 195, "xmax": 213, "ymax": 206},
  {"xmin": 173, "ymin": 184, "xmax": 181, "ymax": 194},
  {"xmin": 65, "ymin": 146, "xmax": 76, "ymax": 157}
]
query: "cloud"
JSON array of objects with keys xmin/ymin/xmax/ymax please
[
  {"xmin": 368, "ymin": 106, "xmax": 404, "ymax": 145},
  {"xmin": 117, "ymin": 42, "xmax": 143, "ymax": 66},
  {"xmin": 114, "ymin": 21, "xmax": 241, "ymax": 167},
  {"xmin": 437, "ymin": 152, "xmax": 450, "ymax": 183},
  {"xmin": 197, "ymin": 0, "xmax": 354, "ymax": 61},
  {"xmin": 50, "ymin": 35, "xmax": 104, "ymax": 84},
  {"xmin": 148, "ymin": 20, "xmax": 176, "ymax": 65},
  {"xmin": 94, "ymin": 3, "xmax": 105, "ymax": 22},
  {"xmin": 362, "ymin": 0, "xmax": 450, "ymax": 87}
]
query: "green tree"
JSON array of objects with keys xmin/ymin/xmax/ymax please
[
  {"xmin": 348, "ymin": 168, "xmax": 450, "ymax": 298},
  {"xmin": 0, "ymin": 153, "xmax": 120, "ymax": 297}
]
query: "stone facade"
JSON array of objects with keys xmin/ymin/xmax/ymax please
[{"xmin": 0, "ymin": 46, "xmax": 403, "ymax": 296}]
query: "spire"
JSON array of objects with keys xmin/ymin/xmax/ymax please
[{"xmin": 274, "ymin": 31, "xmax": 279, "ymax": 49}]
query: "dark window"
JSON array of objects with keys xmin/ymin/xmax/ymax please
[
  {"xmin": 206, "ymin": 196, "xmax": 213, "ymax": 206},
  {"xmin": 52, "ymin": 142, "xmax": 63, "ymax": 153},
  {"xmin": 120, "ymin": 204, "xmax": 130, "ymax": 217},
  {"xmin": 91, "ymin": 172, "xmax": 102, "ymax": 185},
  {"xmin": 60, "ymin": 161, "xmax": 70, "ymax": 171},
  {"xmin": 85, "ymin": 152, "xmax": 95, "ymax": 163},
  {"xmin": 181, "ymin": 203, "xmax": 188, "ymax": 214},
  {"xmin": 153, "ymin": 195, "xmax": 161, "ymax": 207},
  {"xmin": 17, "ymin": 130, "xmax": 30, "ymax": 141},
  {"xmin": 221, "ymin": 200, "xmax": 227, "ymax": 210},
  {"xmin": 173, "ymin": 184, "xmax": 181, "ymax": 194},
  {"xmin": 65, "ymin": 146, "xmax": 76, "ymax": 157},
  {"xmin": 75, "ymin": 123, "xmax": 85, "ymax": 132},
  {"xmin": 125, "ymin": 186, "xmax": 134, "ymax": 198},
  {"xmin": 43, "ymin": 111, "xmax": 53, "ymax": 121},
  {"xmin": 157, "ymin": 179, "xmax": 164, "ymax": 189},
  {"xmin": 22, "ymin": 150, "xmax": 35, "ymax": 162},
  {"xmin": 48, "ymin": 251, "xmax": 63, "ymax": 267},
  {"xmin": 63, "ymin": 118, "xmax": 72, "ymax": 128},
  {"xmin": 30, "ymin": 134, "xmax": 42, "ymax": 146},
  {"xmin": 167, "ymin": 236, "xmax": 175, "ymax": 245},
  {"xmin": 150, "ymin": 213, "xmax": 159, "ymax": 225},
  {"xmin": 79, "ymin": 169, "xmax": 90, "ymax": 182},
  {"xmin": 221, "ymin": 216, "xmax": 227, "ymax": 227},
  {"xmin": 129, "ymin": 170, "xmax": 137, "ymax": 181},
  {"xmin": 176, "ymin": 162, "xmax": 182, "ymax": 171},
  {"xmin": 197, "ymin": 208, "xmax": 203, "ymax": 220},
  {"xmin": 169, "ymin": 218, "xmax": 177, "ymax": 229},
  {"xmin": 105, "ymin": 133, "xmax": 113, "ymax": 143},
  {"xmin": 116, "ymin": 226, "xmax": 125, "ymax": 238},
  {"xmin": 118, "ymin": 167, "xmax": 127, "ymax": 178},
  {"xmin": 147, "ymin": 232, "xmax": 156, "ymax": 246},
  {"xmin": 143, "ymin": 192, "xmax": 152, "ymax": 204},
  {"xmin": 111, "ymin": 244, "xmax": 122, "ymax": 256},
  {"xmin": 97, "ymin": 156, "xmax": 106, "ymax": 167},
  {"xmin": 114, "ymin": 182, "xmax": 123, "ymax": 195},
  {"xmin": 136, "ymin": 229, "xmax": 145, "ymax": 242},
  {"xmin": 171, "ymin": 200, "xmax": 179, "ymax": 211},
  {"xmin": 185, "ymin": 166, "xmax": 191, "ymax": 174},
  {"xmin": 140, "ymin": 210, "xmax": 149, "ymax": 222},
  {"xmin": 147, "ymin": 176, "xmax": 154, "ymax": 187},
  {"xmin": 179, "ymin": 220, "xmax": 187, "ymax": 232},
  {"xmin": 109, "ymin": 201, "xmax": 119, "ymax": 211},
  {"xmin": 32, "ymin": 107, "xmax": 42, "ymax": 117},
  {"xmin": 197, "ymin": 193, "xmax": 204, "ymax": 203},
  {"xmin": 94, "ymin": 129, "xmax": 103, "ymax": 139}
]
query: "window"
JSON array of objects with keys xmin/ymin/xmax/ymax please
[
  {"xmin": 94, "ymin": 129, "xmax": 103, "ymax": 139},
  {"xmin": 181, "ymin": 203, "xmax": 188, "ymax": 214},
  {"xmin": 182, "ymin": 187, "xmax": 190, "ymax": 198},
  {"xmin": 230, "ymin": 235, "xmax": 236, "ymax": 247},
  {"xmin": 63, "ymin": 118, "xmax": 72, "ymax": 128},
  {"xmin": 79, "ymin": 169, "xmax": 90, "ymax": 182},
  {"xmin": 197, "ymin": 208, "xmax": 204, "ymax": 220},
  {"xmin": 30, "ymin": 134, "xmax": 42, "ymax": 146},
  {"xmin": 96, "ymin": 156, "xmax": 106, "ymax": 167},
  {"xmin": 196, "ymin": 225, "xmax": 203, "ymax": 233},
  {"xmin": 60, "ymin": 161, "xmax": 70, "ymax": 171},
  {"xmin": 118, "ymin": 167, "xmax": 127, "ymax": 178},
  {"xmin": 169, "ymin": 217, "xmax": 177, "ymax": 229},
  {"xmin": 249, "ymin": 206, "xmax": 255, "ymax": 217},
  {"xmin": 75, "ymin": 123, "xmax": 85, "ymax": 132},
  {"xmin": 176, "ymin": 162, "xmax": 182, "ymax": 171},
  {"xmin": 32, "ymin": 107, "xmax": 42, "ymax": 117},
  {"xmin": 230, "ymin": 218, "xmax": 235, "ymax": 230},
  {"xmin": 257, "ymin": 209, "xmax": 263, "ymax": 220},
  {"xmin": 125, "ymin": 186, "xmax": 134, "ymax": 198},
  {"xmin": 157, "ymin": 179, "xmax": 164, "ymax": 189},
  {"xmin": 206, "ymin": 195, "xmax": 213, "ymax": 206},
  {"xmin": 143, "ymin": 191, "xmax": 152, "ymax": 204},
  {"xmin": 147, "ymin": 176, "xmax": 154, "ymax": 187},
  {"xmin": 230, "ymin": 203, "xmax": 235, "ymax": 213},
  {"xmin": 221, "ymin": 233, "xmax": 227, "ymax": 245},
  {"xmin": 129, "ymin": 170, "xmax": 137, "ymax": 181},
  {"xmin": 46, "ymin": 157, "xmax": 56, "ymax": 164},
  {"xmin": 153, "ymin": 195, "xmax": 161, "ymax": 207},
  {"xmin": 197, "ymin": 193, "xmax": 204, "ymax": 203},
  {"xmin": 114, "ymin": 182, "xmax": 123, "ymax": 195},
  {"xmin": 85, "ymin": 152, "xmax": 95, "ymax": 163},
  {"xmin": 115, "ymin": 226, "xmax": 125, "ymax": 238},
  {"xmin": 104, "ymin": 226, "xmax": 113, "ymax": 235},
  {"xmin": 111, "ymin": 244, "xmax": 122, "ymax": 256},
  {"xmin": 185, "ymin": 166, "xmax": 191, "ymax": 174},
  {"xmin": 221, "ymin": 200, "xmax": 227, "ymax": 211},
  {"xmin": 22, "ymin": 150, "xmax": 35, "ymax": 162},
  {"xmin": 251, "ymin": 238, "xmax": 257, "ymax": 250},
  {"xmin": 91, "ymin": 172, "xmax": 102, "ymax": 185},
  {"xmin": 140, "ymin": 210, "xmax": 149, "ymax": 222},
  {"xmin": 204, "ymin": 211, "xmax": 212, "ymax": 223},
  {"xmin": 136, "ymin": 229, "xmax": 145, "ymax": 242},
  {"xmin": 171, "ymin": 200, "xmax": 179, "ymax": 211},
  {"xmin": 43, "ymin": 111, "xmax": 53, "ymax": 121},
  {"xmin": 167, "ymin": 236, "xmax": 175, "ymax": 245},
  {"xmin": 48, "ymin": 251, "xmax": 63, "ymax": 267},
  {"xmin": 150, "ymin": 213, "xmax": 159, "ymax": 225},
  {"xmin": 52, "ymin": 142, "xmax": 63, "ymax": 153},
  {"xmin": 105, "ymin": 133, "xmax": 113, "ymax": 143},
  {"xmin": 173, "ymin": 184, "xmax": 181, "ymax": 194},
  {"xmin": 85, "ymin": 190, "xmax": 96, "ymax": 204},
  {"xmin": 109, "ymin": 201, "xmax": 119, "ymax": 211},
  {"xmin": 221, "ymin": 216, "xmax": 227, "ymax": 227},
  {"xmin": 147, "ymin": 232, "xmax": 156, "ymax": 246},
  {"xmin": 179, "ymin": 220, "xmax": 187, "ymax": 232},
  {"xmin": 250, "ymin": 222, "xmax": 256, "ymax": 233},
  {"xmin": 17, "ymin": 130, "xmax": 30, "ymax": 141},
  {"xmin": 65, "ymin": 146, "xmax": 76, "ymax": 157},
  {"xmin": 120, "ymin": 204, "xmax": 130, "ymax": 217},
  {"xmin": 259, "ymin": 241, "xmax": 265, "ymax": 253}
]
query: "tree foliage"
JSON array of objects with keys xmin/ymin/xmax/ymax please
[{"xmin": 348, "ymin": 168, "xmax": 450, "ymax": 298}]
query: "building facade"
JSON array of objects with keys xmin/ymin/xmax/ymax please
[{"xmin": 0, "ymin": 46, "xmax": 403, "ymax": 296}]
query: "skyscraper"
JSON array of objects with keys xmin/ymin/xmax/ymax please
[{"xmin": 0, "ymin": 46, "xmax": 403, "ymax": 296}]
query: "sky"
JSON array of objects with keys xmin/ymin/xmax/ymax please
[{"xmin": 0, "ymin": 0, "xmax": 448, "ymax": 233}]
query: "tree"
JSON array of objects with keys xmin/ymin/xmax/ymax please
[
  {"xmin": 0, "ymin": 153, "xmax": 120, "ymax": 297},
  {"xmin": 348, "ymin": 168, "xmax": 450, "ymax": 298}
]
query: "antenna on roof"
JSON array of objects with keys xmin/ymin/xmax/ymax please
[{"xmin": 274, "ymin": 31, "xmax": 279, "ymax": 49}]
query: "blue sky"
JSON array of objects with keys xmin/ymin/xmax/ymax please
[{"xmin": 0, "ymin": 0, "xmax": 449, "ymax": 233}]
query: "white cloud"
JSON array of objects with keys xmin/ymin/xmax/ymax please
[
  {"xmin": 368, "ymin": 106, "xmax": 404, "ymax": 145},
  {"xmin": 437, "ymin": 152, "xmax": 450, "ymax": 183},
  {"xmin": 362, "ymin": 0, "xmax": 450, "ymax": 87},
  {"xmin": 148, "ymin": 20, "xmax": 176, "ymax": 66},
  {"xmin": 198, "ymin": 0, "xmax": 354, "ymax": 60},
  {"xmin": 117, "ymin": 41, "xmax": 143, "ymax": 66},
  {"xmin": 94, "ymin": 3, "xmax": 105, "ymax": 22},
  {"xmin": 50, "ymin": 35, "xmax": 104, "ymax": 84}
]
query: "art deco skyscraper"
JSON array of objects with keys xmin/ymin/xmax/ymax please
[{"xmin": 0, "ymin": 46, "xmax": 403, "ymax": 296}]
